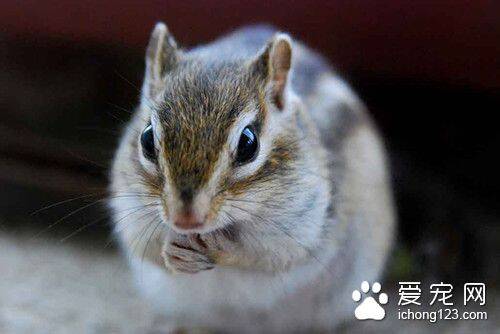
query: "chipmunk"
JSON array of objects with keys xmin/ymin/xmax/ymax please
[{"xmin": 109, "ymin": 22, "xmax": 395, "ymax": 333}]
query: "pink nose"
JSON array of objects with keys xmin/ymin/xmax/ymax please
[{"xmin": 174, "ymin": 211, "xmax": 202, "ymax": 230}]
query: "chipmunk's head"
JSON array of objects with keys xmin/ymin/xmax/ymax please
[{"xmin": 132, "ymin": 23, "xmax": 328, "ymax": 239}]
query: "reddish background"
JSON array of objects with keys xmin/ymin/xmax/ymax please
[{"xmin": 2, "ymin": 0, "xmax": 499, "ymax": 89}]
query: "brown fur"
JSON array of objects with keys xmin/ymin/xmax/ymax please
[
  {"xmin": 153, "ymin": 63, "xmax": 265, "ymax": 200},
  {"xmin": 225, "ymin": 135, "xmax": 298, "ymax": 196}
]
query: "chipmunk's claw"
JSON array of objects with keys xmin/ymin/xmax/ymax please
[{"xmin": 162, "ymin": 234, "xmax": 215, "ymax": 274}]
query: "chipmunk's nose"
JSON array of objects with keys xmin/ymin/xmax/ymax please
[{"xmin": 173, "ymin": 210, "xmax": 203, "ymax": 230}]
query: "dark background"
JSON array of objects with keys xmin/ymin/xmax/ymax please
[{"xmin": 1, "ymin": 1, "xmax": 499, "ymax": 284}]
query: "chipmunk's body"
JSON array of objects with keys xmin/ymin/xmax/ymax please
[{"xmin": 109, "ymin": 24, "xmax": 394, "ymax": 332}]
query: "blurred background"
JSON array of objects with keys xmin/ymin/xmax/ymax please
[{"xmin": 1, "ymin": 1, "xmax": 499, "ymax": 332}]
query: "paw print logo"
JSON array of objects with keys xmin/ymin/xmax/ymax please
[{"xmin": 352, "ymin": 281, "xmax": 388, "ymax": 320}]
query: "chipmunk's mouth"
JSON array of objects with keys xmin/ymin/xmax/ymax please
[
  {"xmin": 170, "ymin": 222, "xmax": 226, "ymax": 235},
  {"xmin": 171, "ymin": 222, "xmax": 205, "ymax": 234},
  {"xmin": 161, "ymin": 209, "xmax": 227, "ymax": 235}
]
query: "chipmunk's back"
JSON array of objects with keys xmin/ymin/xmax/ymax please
[{"xmin": 191, "ymin": 25, "xmax": 332, "ymax": 98}]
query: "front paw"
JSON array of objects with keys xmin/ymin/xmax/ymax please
[{"xmin": 161, "ymin": 235, "xmax": 215, "ymax": 274}]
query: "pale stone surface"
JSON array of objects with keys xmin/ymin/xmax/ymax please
[
  {"xmin": 0, "ymin": 232, "xmax": 157, "ymax": 334},
  {"xmin": 1, "ymin": 232, "xmax": 497, "ymax": 333}
]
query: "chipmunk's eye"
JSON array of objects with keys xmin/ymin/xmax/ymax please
[
  {"xmin": 141, "ymin": 124, "xmax": 156, "ymax": 161},
  {"xmin": 235, "ymin": 126, "xmax": 258, "ymax": 165}
]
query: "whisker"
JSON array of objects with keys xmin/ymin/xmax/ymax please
[
  {"xmin": 224, "ymin": 203, "xmax": 333, "ymax": 275},
  {"xmin": 32, "ymin": 191, "xmax": 160, "ymax": 216},
  {"xmin": 112, "ymin": 204, "xmax": 161, "ymax": 234},
  {"xmin": 59, "ymin": 215, "xmax": 108, "ymax": 243},
  {"xmin": 61, "ymin": 201, "xmax": 162, "ymax": 244},
  {"xmin": 107, "ymin": 206, "xmax": 161, "ymax": 252},
  {"xmin": 141, "ymin": 217, "xmax": 163, "ymax": 269},
  {"xmin": 129, "ymin": 213, "xmax": 160, "ymax": 259},
  {"xmin": 30, "ymin": 198, "xmax": 109, "ymax": 241},
  {"xmin": 31, "ymin": 193, "xmax": 104, "ymax": 215}
]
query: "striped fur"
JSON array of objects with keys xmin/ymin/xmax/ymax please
[{"xmin": 109, "ymin": 23, "xmax": 395, "ymax": 332}]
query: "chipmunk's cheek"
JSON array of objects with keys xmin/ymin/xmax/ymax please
[
  {"xmin": 205, "ymin": 195, "xmax": 224, "ymax": 223},
  {"xmin": 159, "ymin": 197, "xmax": 171, "ymax": 225}
]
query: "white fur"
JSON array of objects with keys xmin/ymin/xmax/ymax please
[{"xmin": 109, "ymin": 35, "xmax": 395, "ymax": 332}]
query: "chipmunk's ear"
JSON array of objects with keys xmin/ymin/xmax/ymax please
[
  {"xmin": 143, "ymin": 22, "xmax": 180, "ymax": 99},
  {"xmin": 250, "ymin": 33, "xmax": 292, "ymax": 110}
]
